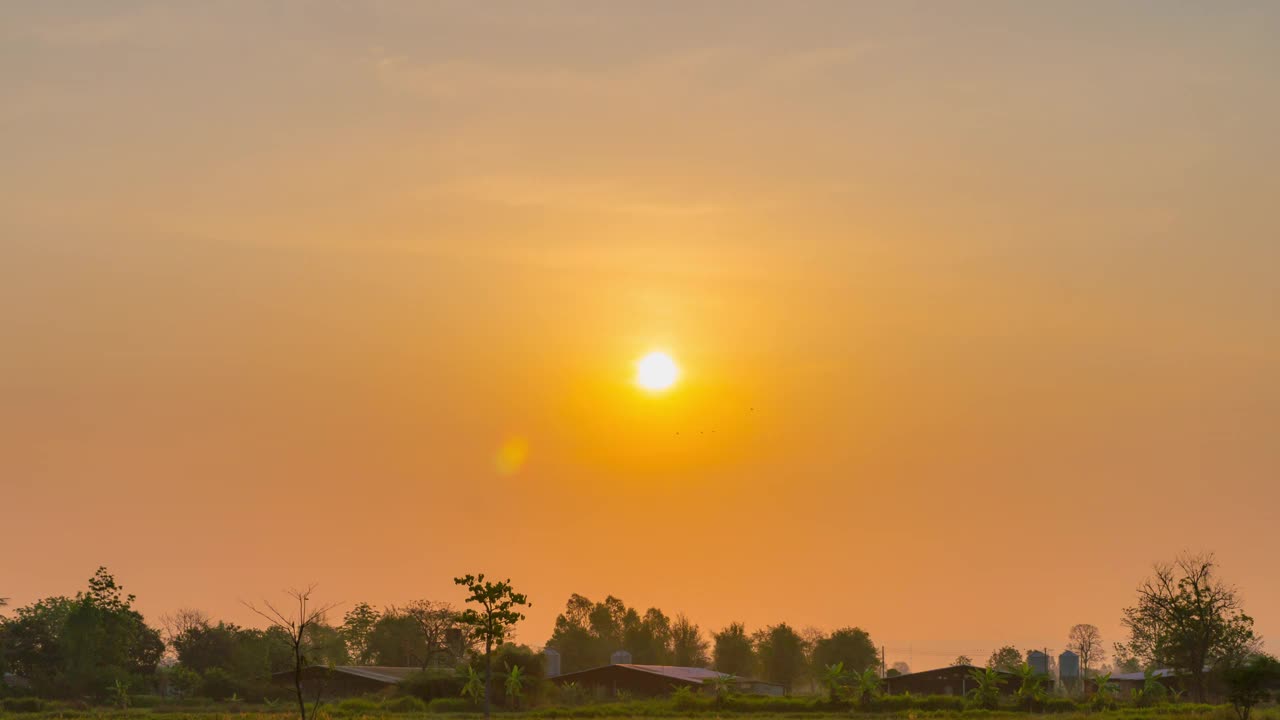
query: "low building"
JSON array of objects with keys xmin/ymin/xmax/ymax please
[
  {"xmin": 272, "ymin": 666, "xmax": 421, "ymax": 697},
  {"xmin": 549, "ymin": 664, "xmax": 783, "ymax": 698},
  {"xmin": 882, "ymin": 665, "xmax": 1026, "ymax": 697}
]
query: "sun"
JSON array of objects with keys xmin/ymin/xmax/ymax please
[{"xmin": 635, "ymin": 351, "xmax": 680, "ymax": 392}]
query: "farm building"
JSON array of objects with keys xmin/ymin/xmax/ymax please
[
  {"xmin": 1105, "ymin": 669, "xmax": 1193, "ymax": 697},
  {"xmin": 549, "ymin": 664, "xmax": 783, "ymax": 698},
  {"xmin": 272, "ymin": 666, "xmax": 421, "ymax": 697},
  {"xmin": 882, "ymin": 665, "xmax": 1028, "ymax": 697}
]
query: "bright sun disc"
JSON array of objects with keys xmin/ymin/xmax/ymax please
[{"xmin": 635, "ymin": 351, "xmax": 679, "ymax": 392}]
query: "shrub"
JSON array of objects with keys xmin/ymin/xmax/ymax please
[
  {"xmin": 335, "ymin": 696, "xmax": 382, "ymax": 714},
  {"xmin": 2, "ymin": 697, "xmax": 45, "ymax": 713},
  {"xmin": 428, "ymin": 697, "xmax": 473, "ymax": 713},
  {"xmin": 129, "ymin": 694, "xmax": 164, "ymax": 708},
  {"xmin": 201, "ymin": 667, "xmax": 237, "ymax": 701},
  {"xmin": 384, "ymin": 695, "xmax": 428, "ymax": 713},
  {"xmin": 1043, "ymin": 696, "xmax": 1080, "ymax": 713}
]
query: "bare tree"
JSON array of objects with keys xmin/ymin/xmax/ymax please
[
  {"xmin": 1067, "ymin": 624, "xmax": 1104, "ymax": 676},
  {"xmin": 244, "ymin": 586, "xmax": 339, "ymax": 720},
  {"xmin": 1120, "ymin": 553, "xmax": 1257, "ymax": 702},
  {"xmin": 405, "ymin": 599, "xmax": 461, "ymax": 669}
]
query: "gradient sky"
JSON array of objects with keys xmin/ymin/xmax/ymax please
[{"xmin": 3, "ymin": 1, "xmax": 1278, "ymax": 668}]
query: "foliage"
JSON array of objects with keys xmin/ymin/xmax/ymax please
[
  {"xmin": 753, "ymin": 623, "xmax": 807, "ymax": 694},
  {"xmin": 849, "ymin": 668, "xmax": 881, "ymax": 709},
  {"xmin": 398, "ymin": 669, "xmax": 466, "ymax": 701},
  {"xmin": 427, "ymin": 696, "xmax": 474, "ymax": 713},
  {"xmin": 811, "ymin": 628, "xmax": 878, "ymax": 676},
  {"xmin": 455, "ymin": 573, "xmax": 530, "ymax": 720},
  {"xmin": 670, "ymin": 615, "xmax": 709, "ymax": 668},
  {"xmin": 383, "ymin": 695, "xmax": 428, "ymax": 713},
  {"xmin": 1224, "ymin": 653, "xmax": 1280, "ymax": 720},
  {"xmin": 1013, "ymin": 663, "xmax": 1047, "ymax": 711},
  {"xmin": 0, "ymin": 568, "xmax": 163, "ymax": 699},
  {"xmin": 1119, "ymin": 553, "xmax": 1256, "ymax": 703},
  {"xmin": 967, "ymin": 666, "xmax": 1005, "ymax": 709},
  {"xmin": 1134, "ymin": 668, "xmax": 1170, "ymax": 707},
  {"xmin": 242, "ymin": 585, "xmax": 339, "ymax": 720},
  {"xmin": 819, "ymin": 662, "xmax": 848, "ymax": 703},
  {"xmin": 199, "ymin": 668, "xmax": 236, "ymax": 702},
  {"xmin": 504, "ymin": 665, "xmax": 525, "ymax": 709},
  {"xmin": 1, "ymin": 697, "xmax": 45, "ymax": 713},
  {"xmin": 338, "ymin": 603, "xmax": 380, "ymax": 666},
  {"xmin": 987, "ymin": 646, "xmax": 1023, "ymax": 672},
  {"xmin": 461, "ymin": 666, "xmax": 485, "ymax": 706},
  {"xmin": 712, "ymin": 623, "xmax": 755, "ymax": 678},
  {"xmin": 953, "ymin": 655, "xmax": 974, "ymax": 667},
  {"xmin": 1092, "ymin": 671, "xmax": 1117, "ymax": 710},
  {"xmin": 554, "ymin": 681, "xmax": 589, "ymax": 707}
]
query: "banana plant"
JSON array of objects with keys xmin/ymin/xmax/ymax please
[
  {"xmin": 1013, "ymin": 663, "xmax": 1046, "ymax": 711},
  {"xmin": 851, "ymin": 668, "xmax": 882, "ymax": 709},
  {"xmin": 1091, "ymin": 671, "xmax": 1117, "ymax": 710},
  {"xmin": 967, "ymin": 667, "xmax": 1005, "ymax": 710},
  {"xmin": 461, "ymin": 666, "xmax": 485, "ymax": 707},
  {"xmin": 504, "ymin": 665, "xmax": 525, "ymax": 710},
  {"xmin": 821, "ymin": 662, "xmax": 849, "ymax": 703}
]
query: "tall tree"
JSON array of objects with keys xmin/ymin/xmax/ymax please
[
  {"xmin": 244, "ymin": 585, "xmax": 338, "ymax": 720},
  {"xmin": 713, "ymin": 622, "xmax": 756, "ymax": 677},
  {"xmin": 405, "ymin": 600, "xmax": 462, "ymax": 669},
  {"xmin": 671, "ymin": 614, "xmax": 709, "ymax": 667},
  {"xmin": 987, "ymin": 645, "xmax": 1022, "ymax": 672},
  {"xmin": 812, "ymin": 628, "xmax": 878, "ymax": 674},
  {"xmin": 1067, "ymin": 624, "xmax": 1104, "ymax": 676},
  {"xmin": 1119, "ymin": 553, "xmax": 1256, "ymax": 702},
  {"xmin": 953, "ymin": 655, "xmax": 974, "ymax": 667},
  {"xmin": 339, "ymin": 603, "xmax": 380, "ymax": 665},
  {"xmin": 454, "ymin": 574, "xmax": 529, "ymax": 720},
  {"xmin": 754, "ymin": 623, "xmax": 808, "ymax": 694}
]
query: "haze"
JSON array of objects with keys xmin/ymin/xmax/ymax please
[{"xmin": 2, "ymin": 1, "xmax": 1278, "ymax": 667}]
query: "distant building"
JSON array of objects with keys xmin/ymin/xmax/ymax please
[
  {"xmin": 883, "ymin": 665, "xmax": 1028, "ymax": 697},
  {"xmin": 1058, "ymin": 651, "xmax": 1080, "ymax": 689},
  {"xmin": 549, "ymin": 664, "xmax": 784, "ymax": 698},
  {"xmin": 272, "ymin": 666, "xmax": 421, "ymax": 697},
  {"xmin": 1027, "ymin": 650, "xmax": 1050, "ymax": 676}
]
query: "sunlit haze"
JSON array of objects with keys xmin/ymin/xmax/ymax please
[{"xmin": 2, "ymin": 1, "xmax": 1279, "ymax": 671}]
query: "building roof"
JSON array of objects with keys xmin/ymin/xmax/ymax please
[
  {"xmin": 1111, "ymin": 669, "xmax": 1182, "ymax": 682},
  {"xmin": 886, "ymin": 664, "xmax": 1019, "ymax": 681},
  {"xmin": 552, "ymin": 663, "xmax": 753, "ymax": 686},
  {"xmin": 273, "ymin": 666, "xmax": 422, "ymax": 683}
]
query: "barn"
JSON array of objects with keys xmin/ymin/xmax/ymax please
[
  {"xmin": 272, "ymin": 666, "xmax": 421, "ymax": 697},
  {"xmin": 882, "ymin": 665, "xmax": 1026, "ymax": 697},
  {"xmin": 549, "ymin": 664, "xmax": 783, "ymax": 698}
]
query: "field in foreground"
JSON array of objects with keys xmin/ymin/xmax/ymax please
[{"xmin": 1, "ymin": 708, "xmax": 1276, "ymax": 720}]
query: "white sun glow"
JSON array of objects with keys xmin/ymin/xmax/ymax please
[{"xmin": 635, "ymin": 351, "xmax": 680, "ymax": 392}]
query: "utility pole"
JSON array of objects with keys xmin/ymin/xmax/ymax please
[{"xmin": 880, "ymin": 646, "xmax": 886, "ymax": 677}]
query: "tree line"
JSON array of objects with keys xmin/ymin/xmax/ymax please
[{"xmin": 546, "ymin": 594, "xmax": 879, "ymax": 693}]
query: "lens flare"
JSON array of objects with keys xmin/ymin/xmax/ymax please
[{"xmin": 635, "ymin": 351, "xmax": 679, "ymax": 392}]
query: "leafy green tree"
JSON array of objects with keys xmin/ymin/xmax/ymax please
[
  {"xmin": 173, "ymin": 621, "xmax": 243, "ymax": 674},
  {"xmin": 754, "ymin": 623, "xmax": 808, "ymax": 694},
  {"xmin": 368, "ymin": 610, "xmax": 427, "ymax": 666},
  {"xmin": 820, "ymin": 662, "xmax": 848, "ymax": 703},
  {"xmin": 1119, "ymin": 553, "xmax": 1256, "ymax": 702},
  {"xmin": 546, "ymin": 594, "xmax": 598, "ymax": 673},
  {"xmin": 454, "ymin": 574, "xmax": 530, "ymax": 720},
  {"xmin": 623, "ymin": 607, "xmax": 673, "ymax": 664},
  {"xmin": 671, "ymin": 614, "xmax": 709, "ymax": 667},
  {"xmin": 812, "ymin": 628, "xmax": 878, "ymax": 674},
  {"xmin": 339, "ymin": 603, "xmax": 380, "ymax": 665},
  {"xmin": 987, "ymin": 645, "xmax": 1022, "ymax": 672},
  {"xmin": 967, "ymin": 667, "xmax": 1005, "ymax": 709},
  {"xmin": 712, "ymin": 622, "xmax": 755, "ymax": 677},
  {"xmin": 1224, "ymin": 654, "xmax": 1280, "ymax": 720}
]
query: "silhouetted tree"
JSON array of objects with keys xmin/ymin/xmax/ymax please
[
  {"xmin": 1119, "ymin": 553, "xmax": 1256, "ymax": 702},
  {"xmin": 339, "ymin": 603, "xmax": 380, "ymax": 665},
  {"xmin": 987, "ymin": 645, "xmax": 1022, "ymax": 672},
  {"xmin": 754, "ymin": 623, "xmax": 807, "ymax": 694},
  {"xmin": 671, "ymin": 614, "xmax": 709, "ymax": 667},
  {"xmin": 713, "ymin": 622, "xmax": 755, "ymax": 677},
  {"xmin": 454, "ymin": 574, "xmax": 529, "ymax": 720},
  {"xmin": 812, "ymin": 628, "xmax": 878, "ymax": 674},
  {"xmin": 1067, "ymin": 624, "xmax": 1104, "ymax": 676},
  {"xmin": 244, "ymin": 585, "xmax": 338, "ymax": 720}
]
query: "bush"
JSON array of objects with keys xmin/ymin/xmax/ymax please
[
  {"xmin": 2, "ymin": 697, "xmax": 45, "ymax": 713},
  {"xmin": 428, "ymin": 697, "xmax": 473, "ymax": 713},
  {"xmin": 129, "ymin": 694, "xmax": 164, "ymax": 708},
  {"xmin": 201, "ymin": 667, "xmax": 237, "ymax": 701},
  {"xmin": 384, "ymin": 695, "xmax": 428, "ymax": 713},
  {"xmin": 336, "ymin": 697, "xmax": 382, "ymax": 714},
  {"xmin": 1043, "ymin": 696, "xmax": 1081, "ymax": 713}
]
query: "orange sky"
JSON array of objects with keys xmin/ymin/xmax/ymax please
[{"xmin": 2, "ymin": 2, "xmax": 1279, "ymax": 669}]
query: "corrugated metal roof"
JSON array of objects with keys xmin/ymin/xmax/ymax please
[
  {"xmin": 619, "ymin": 665, "xmax": 735, "ymax": 682},
  {"xmin": 272, "ymin": 666, "xmax": 423, "ymax": 683}
]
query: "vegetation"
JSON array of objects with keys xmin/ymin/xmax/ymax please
[
  {"xmin": 1119, "ymin": 553, "xmax": 1256, "ymax": 703},
  {"xmin": 454, "ymin": 574, "xmax": 530, "ymax": 720},
  {"xmin": 1066, "ymin": 624, "xmax": 1104, "ymax": 677}
]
